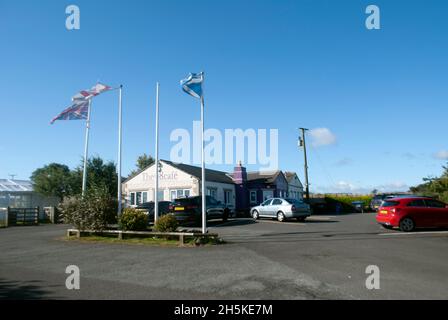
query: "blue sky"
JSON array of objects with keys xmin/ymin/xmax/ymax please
[{"xmin": 1, "ymin": 0, "xmax": 447, "ymax": 193}]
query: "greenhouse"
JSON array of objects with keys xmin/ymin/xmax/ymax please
[{"xmin": 0, "ymin": 179, "xmax": 59, "ymax": 219}]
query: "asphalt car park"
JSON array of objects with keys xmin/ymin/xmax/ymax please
[{"xmin": 1, "ymin": 212, "xmax": 447, "ymax": 300}]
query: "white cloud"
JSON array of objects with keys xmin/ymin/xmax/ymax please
[
  {"xmin": 434, "ymin": 150, "xmax": 448, "ymax": 160},
  {"xmin": 309, "ymin": 128, "xmax": 336, "ymax": 147}
]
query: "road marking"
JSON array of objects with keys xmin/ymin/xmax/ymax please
[{"xmin": 378, "ymin": 230, "xmax": 448, "ymax": 236}]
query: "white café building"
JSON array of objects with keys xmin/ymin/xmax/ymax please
[
  {"xmin": 122, "ymin": 160, "xmax": 305, "ymax": 213},
  {"xmin": 122, "ymin": 160, "xmax": 236, "ymax": 208}
]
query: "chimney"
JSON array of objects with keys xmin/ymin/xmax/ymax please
[
  {"xmin": 233, "ymin": 160, "xmax": 247, "ymax": 184},
  {"xmin": 233, "ymin": 161, "xmax": 249, "ymax": 214}
]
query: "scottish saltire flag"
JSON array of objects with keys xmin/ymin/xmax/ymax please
[
  {"xmin": 50, "ymin": 100, "xmax": 89, "ymax": 124},
  {"xmin": 180, "ymin": 72, "xmax": 203, "ymax": 99}
]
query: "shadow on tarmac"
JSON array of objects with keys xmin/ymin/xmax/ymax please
[{"xmin": 0, "ymin": 278, "xmax": 60, "ymax": 300}]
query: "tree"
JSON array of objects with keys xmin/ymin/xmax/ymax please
[
  {"xmin": 129, "ymin": 153, "xmax": 155, "ymax": 177},
  {"xmin": 31, "ymin": 163, "xmax": 73, "ymax": 201},
  {"xmin": 410, "ymin": 162, "xmax": 448, "ymax": 203},
  {"xmin": 71, "ymin": 157, "xmax": 118, "ymax": 198}
]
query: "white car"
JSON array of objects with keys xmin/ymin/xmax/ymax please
[{"xmin": 251, "ymin": 198, "xmax": 311, "ymax": 222}]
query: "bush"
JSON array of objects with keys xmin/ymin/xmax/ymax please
[
  {"xmin": 154, "ymin": 214, "xmax": 178, "ymax": 232},
  {"xmin": 119, "ymin": 208, "xmax": 148, "ymax": 231},
  {"xmin": 325, "ymin": 195, "xmax": 373, "ymax": 213},
  {"xmin": 59, "ymin": 185, "xmax": 117, "ymax": 231}
]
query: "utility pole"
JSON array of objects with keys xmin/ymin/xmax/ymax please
[
  {"xmin": 8, "ymin": 174, "xmax": 17, "ymax": 180},
  {"xmin": 298, "ymin": 128, "xmax": 310, "ymax": 202}
]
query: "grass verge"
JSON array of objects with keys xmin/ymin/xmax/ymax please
[{"xmin": 65, "ymin": 234, "xmax": 225, "ymax": 247}]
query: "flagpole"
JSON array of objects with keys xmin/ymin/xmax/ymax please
[
  {"xmin": 154, "ymin": 82, "xmax": 160, "ymax": 224},
  {"xmin": 82, "ymin": 99, "xmax": 92, "ymax": 197},
  {"xmin": 200, "ymin": 73, "xmax": 206, "ymax": 234},
  {"xmin": 117, "ymin": 85, "xmax": 123, "ymax": 216}
]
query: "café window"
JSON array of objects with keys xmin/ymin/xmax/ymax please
[
  {"xmin": 170, "ymin": 189, "xmax": 191, "ymax": 201},
  {"xmin": 130, "ymin": 191, "xmax": 147, "ymax": 206}
]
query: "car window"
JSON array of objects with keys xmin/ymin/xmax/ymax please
[
  {"xmin": 262, "ymin": 199, "xmax": 272, "ymax": 206},
  {"xmin": 382, "ymin": 201, "xmax": 400, "ymax": 207},
  {"xmin": 407, "ymin": 199, "xmax": 426, "ymax": 207},
  {"xmin": 284, "ymin": 198, "xmax": 302, "ymax": 205},
  {"xmin": 426, "ymin": 200, "xmax": 446, "ymax": 208},
  {"xmin": 272, "ymin": 199, "xmax": 282, "ymax": 205}
]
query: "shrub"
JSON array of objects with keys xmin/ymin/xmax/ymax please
[
  {"xmin": 325, "ymin": 195, "xmax": 373, "ymax": 213},
  {"xmin": 59, "ymin": 185, "xmax": 117, "ymax": 231},
  {"xmin": 119, "ymin": 208, "xmax": 148, "ymax": 231},
  {"xmin": 154, "ymin": 214, "xmax": 178, "ymax": 232},
  {"xmin": 59, "ymin": 195, "xmax": 83, "ymax": 227}
]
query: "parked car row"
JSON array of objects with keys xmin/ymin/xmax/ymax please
[
  {"xmin": 135, "ymin": 194, "xmax": 448, "ymax": 232},
  {"xmin": 135, "ymin": 196, "xmax": 311, "ymax": 226},
  {"xmin": 135, "ymin": 195, "xmax": 233, "ymax": 225}
]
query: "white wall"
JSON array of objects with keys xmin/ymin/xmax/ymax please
[
  {"xmin": 122, "ymin": 161, "xmax": 235, "ymax": 208},
  {"xmin": 123, "ymin": 162, "xmax": 198, "ymax": 205}
]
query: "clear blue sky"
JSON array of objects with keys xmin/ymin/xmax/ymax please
[{"xmin": 1, "ymin": 0, "xmax": 447, "ymax": 193}]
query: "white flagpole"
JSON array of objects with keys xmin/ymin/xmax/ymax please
[
  {"xmin": 117, "ymin": 85, "xmax": 123, "ymax": 216},
  {"xmin": 154, "ymin": 82, "xmax": 160, "ymax": 223},
  {"xmin": 82, "ymin": 98, "xmax": 92, "ymax": 197},
  {"xmin": 200, "ymin": 73, "xmax": 206, "ymax": 234}
]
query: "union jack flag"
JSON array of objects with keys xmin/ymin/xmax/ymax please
[
  {"xmin": 72, "ymin": 83, "xmax": 112, "ymax": 101},
  {"xmin": 50, "ymin": 100, "xmax": 89, "ymax": 124},
  {"xmin": 51, "ymin": 83, "xmax": 112, "ymax": 124}
]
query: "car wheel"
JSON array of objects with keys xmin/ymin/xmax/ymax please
[
  {"xmin": 277, "ymin": 212, "xmax": 286, "ymax": 222},
  {"xmin": 399, "ymin": 217, "xmax": 415, "ymax": 232},
  {"xmin": 252, "ymin": 210, "xmax": 259, "ymax": 220}
]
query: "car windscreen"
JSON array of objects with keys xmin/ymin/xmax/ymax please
[{"xmin": 381, "ymin": 201, "xmax": 400, "ymax": 207}]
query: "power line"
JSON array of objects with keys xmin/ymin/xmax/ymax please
[{"xmin": 309, "ymin": 145, "xmax": 336, "ymax": 188}]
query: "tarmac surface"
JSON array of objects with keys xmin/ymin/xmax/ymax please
[{"xmin": 1, "ymin": 212, "xmax": 447, "ymax": 299}]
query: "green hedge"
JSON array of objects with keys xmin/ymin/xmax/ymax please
[{"xmin": 325, "ymin": 195, "xmax": 373, "ymax": 213}]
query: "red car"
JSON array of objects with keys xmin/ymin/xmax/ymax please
[{"xmin": 376, "ymin": 197, "xmax": 448, "ymax": 232}]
